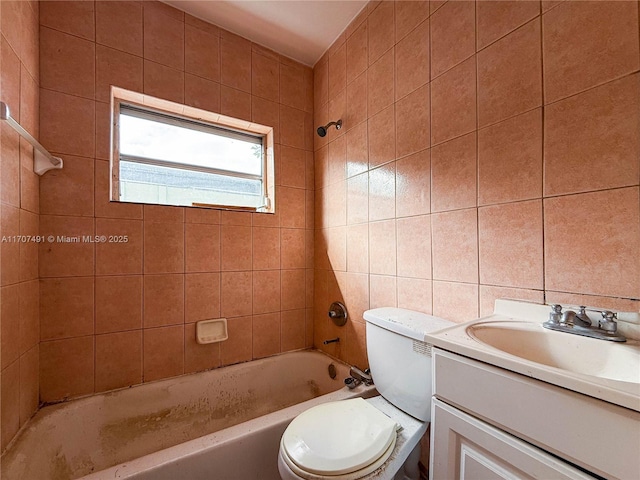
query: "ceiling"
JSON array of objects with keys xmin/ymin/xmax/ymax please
[{"xmin": 162, "ymin": 1, "xmax": 368, "ymax": 67}]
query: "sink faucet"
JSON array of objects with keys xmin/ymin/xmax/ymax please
[{"xmin": 544, "ymin": 304, "xmax": 626, "ymax": 342}]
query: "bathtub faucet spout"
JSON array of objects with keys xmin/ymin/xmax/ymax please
[{"xmin": 323, "ymin": 337, "xmax": 340, "ymax": 345}]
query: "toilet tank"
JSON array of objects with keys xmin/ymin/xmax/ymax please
[{"xmin": 363, "ymin": 308, "xmax": 453, "ymax": 421}]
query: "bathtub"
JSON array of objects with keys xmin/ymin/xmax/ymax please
[{"xmin": 2, "ymin": 350, "xmax": 375, "ymax": 480}]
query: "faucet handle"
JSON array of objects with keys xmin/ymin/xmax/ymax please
[
  {"xmin": 599, "ymin": 311, "xmax": 618, "ymax": 333},
  {"xmin": 547, "ymin": 304, "xmax": 562, "ymax": 324},
  {"xmin": 551, "ymin": 304, "xmax": 562, "ymax": 313}
]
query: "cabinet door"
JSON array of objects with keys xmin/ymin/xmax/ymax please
[{"xmin": 430, "ymin": 399, "xmax": 596, "ymax": 480}]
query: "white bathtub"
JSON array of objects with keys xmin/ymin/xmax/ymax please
[{"xmin": 1, "ymin": 350, "xmax": 374, "ymax": 480}]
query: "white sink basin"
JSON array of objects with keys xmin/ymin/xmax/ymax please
[
  {"xmin": 425, "ymin": 300, "xmax": 640, "ymax": 412},
  {"xmin": 467, "ymin": 321, "xmax": 640, "ymax": 384}
]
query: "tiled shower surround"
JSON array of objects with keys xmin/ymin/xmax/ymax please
[
  {"xmin": 312, "ymin": 0, "xmax": 640, "ymax": 365},
  {"xmin": 0, "ymin": 0, "xmax": 639, "ymax": 454}
]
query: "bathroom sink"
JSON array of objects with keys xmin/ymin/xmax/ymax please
[
  {"xmin": 466, "ymin": 321, "xmax": 640, "ymax": 384},
  {"xmin": 424, "ymin": 299, "xmax": 640, "ymax": 412}
]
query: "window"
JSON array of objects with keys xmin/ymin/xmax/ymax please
[{"xmin": 111, "ymin": 88, "xmax": 275, "ymax": 213}]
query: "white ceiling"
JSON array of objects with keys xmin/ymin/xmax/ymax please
[{"xmin": 163, "ymin": 1, "xmax": 368, "ymax": 67}]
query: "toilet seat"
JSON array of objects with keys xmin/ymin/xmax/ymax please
[{"xmin": 281, "ymin": 398, "xmax": 399, "ymax": 478}]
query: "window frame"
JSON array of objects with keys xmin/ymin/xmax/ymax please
[{"xmin": 110, "ymin": 87, "xmax": 275, "ymax": 213}]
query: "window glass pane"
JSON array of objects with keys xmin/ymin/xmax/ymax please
[
  {"xmin": 119, "ymin": 113, "xmax": 262, "ymax": 176},
  {"xmin": 119, "ymin": 161, "xmax": 263, "ymax": 208}
]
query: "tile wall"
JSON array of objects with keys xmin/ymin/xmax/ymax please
[
  {"xmin": 36, "ymin": 0, "xmax": 315, "ymax": 404},
  {"xmin": 0, "ymin": 0, "xmax": 40, "ymax": 451},
  {"xmin": 313, "ymin": 0, "xmax": 640, "ymax": 367}
]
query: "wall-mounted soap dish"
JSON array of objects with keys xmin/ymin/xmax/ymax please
[{"xmin": 196, "ymin": 318, "xmax": 228, "ymax": 344}]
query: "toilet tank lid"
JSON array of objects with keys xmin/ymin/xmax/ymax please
[{"xmin": 363, "ymin": 308, "xmax": 453, "ymax": 341}]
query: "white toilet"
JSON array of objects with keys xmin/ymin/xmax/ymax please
[{"xmin": 278, "ymin": 307, "xmax": 453, "ymax": 480}]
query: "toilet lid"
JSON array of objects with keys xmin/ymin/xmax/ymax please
[{"xmin": 282, "ymin": 398, "xmax": 399, "ymax": 476}]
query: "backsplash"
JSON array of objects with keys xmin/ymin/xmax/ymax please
[{"xmin": 313, "ymin": 0, "xmax": 640, "ymax": 367}]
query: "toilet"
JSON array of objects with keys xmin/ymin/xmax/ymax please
[{"xmin": 278, "ymin": 307, "xmax": 453, "ymax": 480}]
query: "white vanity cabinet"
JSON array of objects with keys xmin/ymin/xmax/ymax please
[{"xmin": 430, "ymin": 348, "xmax": 640, "ymax": 480}]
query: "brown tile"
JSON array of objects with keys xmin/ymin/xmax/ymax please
[
  {"xmin": 369, "ymin": 219, "xmax": 396, "ymax": 275},
  {"xmin": 347, "ymin": 224, "xmax": 369, "ymax": 274},
  {"xmin": 0, "ymin": 128, "xmax": 19, "ymax": 211},
  {"xmin": 40, "ymin": 336, "xmax": 94, "ymax": 402},
  {"xmin": 143, "ymin": 3, "xmax": 184, "ymax": 69},
  {"xmin": 431, "ymin": 56, "xmax": 476, "ymax": 145},
  {"xmin": 344, "ymin": 272, "xmax": 369, "ymax": 322},
  {"xmin": 430, "ymin": 0, "xmax": 475, "ymax": 78},
  {"xmin": 544, "ymin": 291, "xmax": 640, "ymax": 315},
  {"xmin": 544, "ymin": 75, "xmax": 640, "ymax": 197},
  {"xmin": 543, "ymin": 0, "xmax": 639, "ymax": 103},
  {"xmin": 367, "ymin": 48, "xmax": 394, "ymax": 117},
  {"xmin": 544, "ymin": 188, "xmax": 639, "ymax": 298},
  {"xmin": 1, "ymin": 360, "xmax": 20, "ymax": 449},
  {"xmin": 477, "ymin": 0, "xmax": 540, "ymax": 50},
  {"xmin": 395, "ymin": 19, "xmax": 429, "ymax": 101},
  {"xmin": 95, "ymin": 330, "xmax": 142, "ymax": 392},
  {"xmin": 186, "ymin": 12, "xmax": 220, "ymax": 35},
  {"xmin": 477, "ymin": 19, "xmax": 542, "ymax": 127},
  {"xmin": 144, "ymin": 221, "xmax": 184, "ymax": 274},
  {"xmin": 314, "ymin": 58, "xmax": 329, "ymax": 110},
  {"xmin": 40, "ymin": 155, "xmax": 94, "ymax": 217},
  {"xmin": 396, "ymin": 84, "xmax": 430, "ymax": 158},
  {"xmin": 145, "ymin": 1, "xmax": 184, "ymax": 21},
  {"xmin": 368, "ymin": 162, "xmax": 396, "ymax": 221},
  {"xmin": 96, "ymin": 0, "xmax": 143, "ymax": 55},
  {"xmin": 40, "ymin": 89, "xmax": 95, "ymax": 158},
  {"xmin": 279, "ymin": 186, "xmax": 306, "ymax": 228},
  {"xmin": 185, "ymin": 24, "xmax": 220, "ymax": 81},
  {"xmin": 95, "ymin": 161, "xmax": 144, "ymax": 219},
  {"xmin": 220, "ymin": 32, "xmax": 251, "ymax": 93},
  {"xmin": 253, "ymin": 270, "xmax": 281, "ymax": 314},
  {"xmin": 280, "ymin": 146, "xmax": 306, "ymax": 189},
  {"xmin": 397, "ymin": 215, "xmax": 432, "ymax": 279},
  {"xmin": 144, "ymin": 204, "xmax": 184, "ymax": 223},
  {"xmin": 251, "ymin": 227, "xmax": 280, "ymax": 270},
  {"xmin": 252, "ymin": 312, "xmax": 280, "ymax": 358},
  {"xmin": 432, "ymin": 208, "xmax": 478, "ymax": 283},
  {"xmin": 96, "ymin": 218, "xmax": 143, "ymax": 275},
  {"xmin": 19, "ymin": 210, "xmax": 39, "ymax": 283},
  {"xmin": 220, "ymin": 210, "xmax": 251, "ymax": 226},
  {"xmin": 326, "ymin": 226, "xmax": 347, "ymax": 272},
  {"xmin": 221, "ymin": 271, "xmax": 253, "ymax": 317},
  {"xmin": 345, "ymin": 320, "xmax": 368, "ymax": 368},
  {"xmin": 185, "ymin": 273, "xmax": 220, "ymax": 322},
  {"xmin": 397, "ymin": 277, "xmax": 433, "ymax": 314},
  {"xmin": 40, "ymin": 0, "xmax": 95, "ymax": 40},
  {"xmin": 396, "ymin": 149, "xmax": 430, "ymax": 217},
  {"xmin": 221, "ymin": 225, "xmax": 252, "ymax": 271},
  {"xmin": 220, "ymin": 85, "xmax": 250, "ymax": 120},
  {"xmin": 1, "ymin": 39, "xmax": 20, "ymax": 126},
  {"xmin": 368, "ymin": 105, "xmax": 395, "ymax": 168},
  {"xmin": 369, "ymin": 274, "xmax": 397, "ymax": 309},
  {"xmin": 280, "ymin": 62, "xmax": 305, "ymax": 110},
  {"xmin": 184, "ymin": 322, "xmax": 220, "ymax": 374},
  {"xmin": 347, "ymin": 172, "xmax": 369, "ymax": 225},
  {"xmin": 346, "ymin": 119, "xmax": 369, "ymax": 178},
  {"xmin": 432, "ymin": 281, "xmax": 479, "ymax": 323},
  {"xmin": 19, "ymin": 345, "xmax": 39, "ymax": 425},
  {"xmin": 1, "ymin": 285, "xmax": 20, "ymax": 368},
  {"xmin": 96, "ymin": 275, "xmax": 143, "ymax": 334},
  {"xmin": 252, "ymin": 52, "xmax": 279, "ymax": 102},
  {"xmin": 281, "ymin": 269, "xmax": 306, "ymax": 311},
  {"xmin": 479, "ymin": 285, "xmax": 544, "ymax": 317},
  {"xmin": 143, "ymin": 60, "xmax": 184, "ymax": 104},
  {"xmin": 1, "ymin": 204, "xmax": 20, "ymax": 285},
  {"xmin": 479, "ymin": 200, "xmax": 543, "ymax": 289},
  {"xmin": 143, "ymin": 325, "xmax": 184, "ymax": 382},
  {"xmin": 20, "ymin": 64, "xmax": 39, "ymax": 136},
  {"xmin": 19, "ymin": 280, "xmax": 39, "ymax": 354},
  {"xmin": 39, "ymin": 215, "xmax": 95, "ymax": 278},
  {"xmin": 347, "ymin": 21, "xmax": 368, "ymax": 84},
  {"xmin": 368, "ymin": 0, "xmax": 395, "ymax": 64},
  {"xmin": 395, "ymin": 2, "xmax": 429, "ymax": 42},
  {"xmin": 144, "ymin": 274, "xmax": 184, "ymax": 327},
  {"xmin": 346, "ymin": 71, "xmax": 367, "ymax": 132},
  {"xmin": 328, "ymin": 135, "xmax": 346, "ymax": 185},
  {"xmin": 185, "ymin": 223, "xmax": 220, "ymax": 272},
  {"xmin": 40, "ymin": 277, "xmax": 94, "ymax": 341},
  {"xmin": 186, "ymin": 207, "xmax": 220, "ymax": 224},
  {"xmin": 41, "ymin": 27, "xmax": 95, "ymax": 99},
  {"xmin": 280, "ymin": 105, "xmax": 305, "ymax": 149},
  {"xmin": 95, "ymin": 45, "xmax": 143, "ymax": 103},
  {"xmin": 281, "ymin": 309, "xmax": 306, "ymax": 352},
  {"xmin": 220, "ymin": 315, "xmax": 252, "ymax": 365},
  {"xmin": 478, "ymin": 108, "xmax": 543, "ymax": 205},
  {"xmin": 430, "ymin": 132, "xmax": 477, "ymax": 212},
  {"xmin": 252, "ymin": 96, "xmax": 279, "ymax": 143},
  {"xmin": 328, "ymin": 43, "xmax": 347, "ymax": 99}
]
